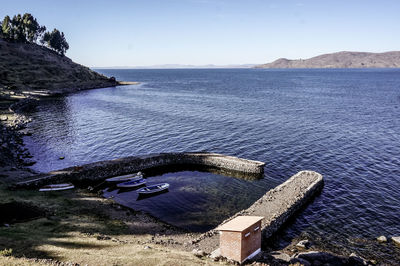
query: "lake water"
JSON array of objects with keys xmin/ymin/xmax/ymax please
[
  {"xmin": 103, "ymin": 169, "xmax": 270, "ymax": 232},
  {"xmin": 24, "ymin": 69, "xmax": 400, "ymax": 262}
]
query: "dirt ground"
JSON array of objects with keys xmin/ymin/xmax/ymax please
[{"xmin": 0, "ymin": 168, "xmax": 226, "ymax": 266}]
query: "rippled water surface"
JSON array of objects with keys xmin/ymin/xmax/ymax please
[
  {"xmin": 103, "ymin": 170, "xmax": 270, "ymax": 232},
  {"xmin": 25, "ymin": 69, "xmax": 400, "ymax": 262}
]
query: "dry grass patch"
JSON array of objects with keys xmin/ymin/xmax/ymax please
[{"xmin": 0, "ymin": 183, "xmax": 220, "ymax": 265}]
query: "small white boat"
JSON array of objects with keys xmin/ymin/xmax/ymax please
[
  {"xmin": 39, "ymin": 183, "xmax": 74, "ymax": 192},
  {"xmin": 105, "ymin": 172, "xmax": 143, "ymax": 183},
  {"xmin": 137, "ymin": 183, "xmax": 169, "ymax": 195},
  {"xmin": 117, "ymin": 178, "xmax": 146, "ymax": 188}
]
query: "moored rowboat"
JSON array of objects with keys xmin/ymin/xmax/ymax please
[
  {"xmin": 137, "ymin": 183, "xmax": 169, "ymax": 195},
  {"xmin": 105, "ymin": 172, "xmax": 143, "ymax": 183},
  {"xmin": 117, "ymin": 178, "xmax": 146, "ymax": 188},
  {"xmin": 39, "ymin": 183, "xmax": 74, "ymax": 192}
]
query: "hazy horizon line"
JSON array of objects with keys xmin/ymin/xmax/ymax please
[{"xmin": 92, "ymin": 63, "xmax": 259, "ymax": 69}]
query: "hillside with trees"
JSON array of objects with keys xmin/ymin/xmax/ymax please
[
  {"xmin": 0, "ymin": 13, "xmax": 117, "ymax": 94},
  {"xmin": 1, "ymin": 13, "xmax": 69, "ymax": 55}
]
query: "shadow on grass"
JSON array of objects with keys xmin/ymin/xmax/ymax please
[{"xmin": 0, "ymin": 184, "xmax": 185, "ymax": 260}]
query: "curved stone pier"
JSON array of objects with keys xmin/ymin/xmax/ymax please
[
  {"xmin": 193, "ymin": 170, "xmax": 324, "ymax": 253},
  {"xmin": 14, "ymin": 153, "xmax": 323, "ymax": 252},
  {"xmin": 14, "ymin": 152, "xmax": 265, "ymax": 188}
]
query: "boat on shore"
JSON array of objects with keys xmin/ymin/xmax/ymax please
[
  {"xmin": 105, "ymin": 172, "xmax": 143, "ymax": 183},
  {"xmin": 137, "ymin": 183, "xmax": 169, "ymax": 195},
  {"xmin": 117, "ymin": 178, "xmax": 146, "ymax": 188},
  {"xmin": 39, "ymin": 183, "xmax": 74, "ymax": 192}
]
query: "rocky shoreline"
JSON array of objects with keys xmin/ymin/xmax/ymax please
[
  {"xmin": 0, "ymin": 96, "xmax": 33, "ymax": 172},
  {"xmin": 0, "ymin": 80, "xmax": 120, "ymax": 178}
]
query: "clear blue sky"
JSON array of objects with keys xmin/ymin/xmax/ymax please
[{"xmin": 1, "ymin": 0, "xmax": 399, "ymax": 67}]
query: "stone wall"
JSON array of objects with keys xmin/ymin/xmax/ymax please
[
  {"xmin": 193, "ymin": 170, "xmax": 324, "ymax": 253},
  {"xmin": 257, "ymin": 171, "xmax": 324, "ymax": 239},
  {"xmin": 14, "ymin": 153, "xmax": 324, "ymax": 260},
  {"xmin": 14, "ymin": 152, "xmax": 265, "ymax": 188}
]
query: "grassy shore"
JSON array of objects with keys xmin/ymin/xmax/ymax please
[{"xmin": 0, "ymin": 181, "xmax": 222, "ymax": 266}]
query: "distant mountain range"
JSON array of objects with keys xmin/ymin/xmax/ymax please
[
  {"xmin": 94, "ymin": 64, "xmax": 257, "ymax": 69},
  {"xmin": 94, "ymin": 51, "xmax": 400, "ymax": 69},
  {"xmin": 256, "ymin": 51, "xmax": 400, "ymax": 68}
]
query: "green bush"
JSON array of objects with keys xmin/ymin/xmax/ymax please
[{"xmin": 0, "ymin": 248, "xmax": 13, "ymax": 257}]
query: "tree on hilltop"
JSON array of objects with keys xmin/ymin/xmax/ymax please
[
  {"xmin": 41, "ymin": 29, "xmax": 69, "ymax": 56},
  {"xmin": 1, "ymin": 13, "xmax": 46, "ymax": 43},
  {"xmin": 22, "ymin": 13, "xmax": 46, "ymax": 43},
  {"xmin": 1, "ymin": 15, "xmax": 12, "ymax": 39},
  {"xmin": 10, "ymin": 14, "xmax": 26, "ymax": 42}
]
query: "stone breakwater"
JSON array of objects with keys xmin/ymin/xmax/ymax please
[
  {"xmin": 13, "ymin": 153, "xmax": 327, "ymax": 263},
  {"xmin": 14, "ymin": 152, "xmax": 265, "ymax": 188},
  {"xmin": 193, "ymin": 170, "xmax": 324, "ymax": 253},
  {"xmin": 14, "ymin": 154, "xmax": 324, "ymax": 259}
]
